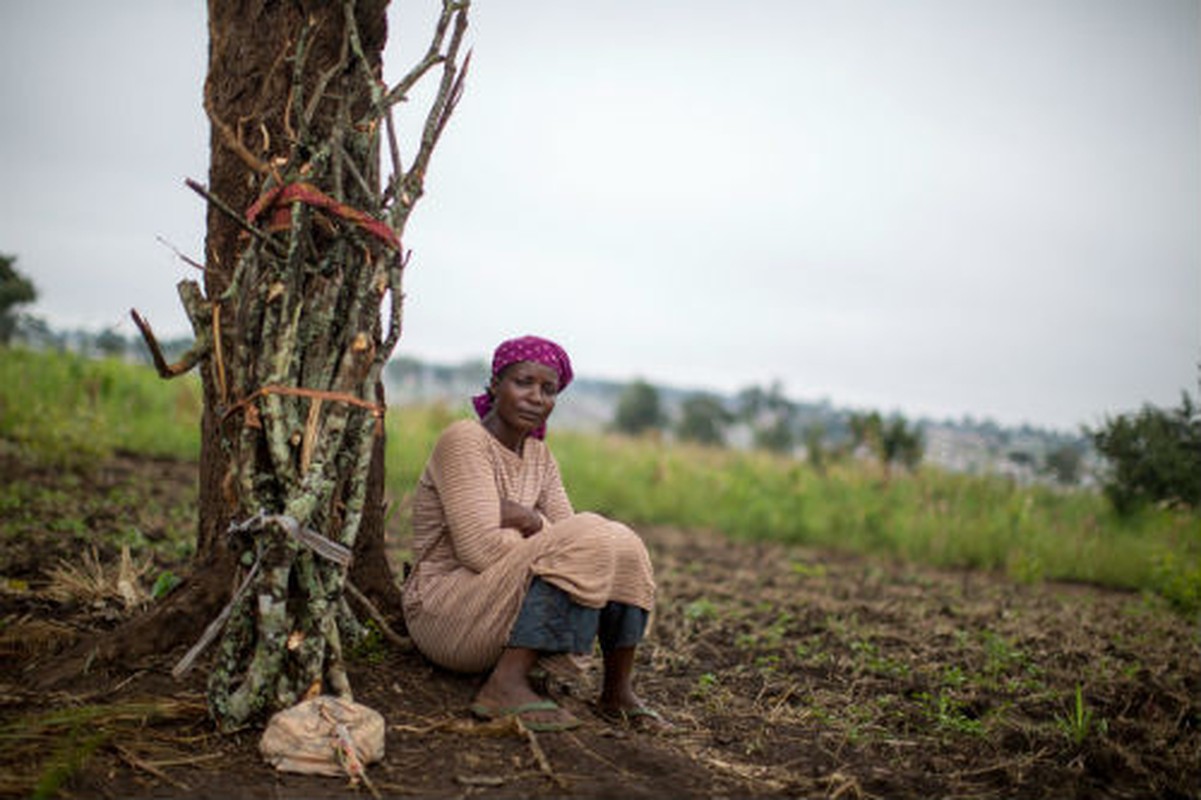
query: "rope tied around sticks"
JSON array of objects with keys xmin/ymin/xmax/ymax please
[{"xmin": 246, "ymin": 181, "xmax": 401, "ymax": 251}]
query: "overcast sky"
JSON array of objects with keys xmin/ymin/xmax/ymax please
[{"xmin": 1, "ymin": 1, "xmax": 1198, "ymax": 432}]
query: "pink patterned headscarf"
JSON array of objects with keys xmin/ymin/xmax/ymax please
[{"xmin": 472, "ymin": 335, "xmax": 574, "ymax": 439}]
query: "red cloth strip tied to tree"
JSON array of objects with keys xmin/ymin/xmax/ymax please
[{"xmin": 246, "ymin": 182, "xmax": 401, "ymax": 250}]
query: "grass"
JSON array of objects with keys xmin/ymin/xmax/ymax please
[
  {"xmin": 0, "ymin": 346, "xmax": 200, "ymax": 468},
  {"xmin": 0, "ymin": 699, "xmax": 209, "ymax": 799},
  {"xmin": 546, "ymin": 427, "xmax": 1200, "ymax": 613},
  {"xmin": 3, "ymin": 345, "xmax": 1199, "ymax": 613}
]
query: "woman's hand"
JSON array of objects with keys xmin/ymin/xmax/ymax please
[{"xmin": 500, "ymin": 498, "xmax": 543, "ymax": 537}]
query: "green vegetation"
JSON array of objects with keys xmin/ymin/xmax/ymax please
[
  {"xmin": 675, "ymin": 393, "xmax": 733, "ymax": 447},
  {"xmin": 4, "ymin": 346, "xmax": 1198, "ymax": 614},
  {"xmin": 849, "ymin": 410, "xmax": 925, "ymax": 478},
  {"xmin": 0, "ymin": 254, "xmax": 37, "ymax": 345},
  {"xmin": 30, "ymin": 727, "xmax": 107, "ymax": 800},
  {"xmin": 737, "ymin": 382, "xmax": 797, "ymax": 454},
  {"xmin": 0, "ymin": 700, "xmax": 205, "ymax": 799},
  {"xmin": 1057, "ymin": 684, "xmax": 1107, "ymax": 746},
  {"xmin": 612, "ymin": 378, "xmax": 667, "ymax": 436},
  {"xmin": 1044, "ymin": 443, "xmax": 1084, "ymax": 485},
  {"xmin": 917, "ymin": 689, "xmax": 985, "ymax": 735},
  {"xmin": 545, "ymin": 429, "xmax": 1200, "ymax": 614},
  {"xmin": 1087, "ymin": 390, "xmax": 1201, "ymax": 515},
  {"xmin": 0, "ymin": 347, "xmax": 201, "ymax": 468}
]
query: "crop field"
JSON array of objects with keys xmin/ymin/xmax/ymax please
[{"xmin": 1, "ymin": 348, "xmax": 1197, "ymax": 798}]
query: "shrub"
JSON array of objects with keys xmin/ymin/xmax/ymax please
[{"xmin": 1088, "ymin": 391, "xmax": 1201, "ymax": 515}]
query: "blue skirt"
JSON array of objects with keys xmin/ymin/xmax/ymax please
[{"xmin": 507, "ymin": 576, "xmax": 648, "ymax": 653}]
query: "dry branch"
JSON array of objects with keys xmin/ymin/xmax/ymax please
[
  {"xmin": 130, "ymin": 310, "xmax": 203, "ymax": 379},
  {"xmin": 184, "ymin": 179, "xmax": 282, "ymax": 255}
]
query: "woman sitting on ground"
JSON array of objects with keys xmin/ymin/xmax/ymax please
[{"xmin": 401, "ymin": 335, "xmax": 667, "ymax": 732}]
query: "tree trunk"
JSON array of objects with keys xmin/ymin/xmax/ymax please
[
  {"xmin": 198, "ymin": 0, "xmax": 384, "ymax": 730},
  {"xmin": 66, "ymin": 0, "xmax": 469, "ymax": 729}
]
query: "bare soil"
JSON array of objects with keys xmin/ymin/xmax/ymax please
[{"xmin": 1, "ymin": 446, "xmax": 1198, "ymax": 799}]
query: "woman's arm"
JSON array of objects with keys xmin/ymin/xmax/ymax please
[
  {"xmin": 537, "ymin": 449, "xmax": 575, "ymax": 523},
  {"xmin": 429, "ymin": 423, "xmax": 523, "ymax": 571}
]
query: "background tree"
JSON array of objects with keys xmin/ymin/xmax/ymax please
[
  {"xmin": 79, "ymin": 0, "xmax": 472, "ymax": 731},
  {"xmin": 849, "ymin": 411, "xmax": 923, "ymax": 479},
  {"xmin": 849, "ymin": 411, "xmax": 883, "ymax": 457},
  {"xmin": 0, "ymin": 254, "xmax": 36, "ymax": 344},
  {"xmin": 1044, "ymin": 444, "xmax": 1083, "ymax": 486},
  {"xmin": 802, "ymin": 424, "xmax": 829, "ymax": 475},
  {"xmin": 881, "ymin": 415, "xmax": 924, "ymax": 476},
  {"xmin": 1088, "ymin": 389, "xmax": 1201, "ymax": 515},
  {"xmin": 95, "ymin": 329, "xmax": 128, "ymax": 359},
  {"xmin": 736, "ymin": 385, "xmax": 768, "ymax": 421},
  {"xmin": 1006, "ymin": 450, "xmax": 1036, "ymax": 470},
  {"xmin": 613, "ymin": 379, "xmax": 666, "ymax": 436},
  {"xmin": 675, "ymin": 392, "xmax": 732, "ymax": 446},
  {"xmin": 753, "ymin": 416, "xmax": 795, "ymax": 454},
  {"xmin": 739, "ymin": 381, "xmax": 797, "ymax": 454},
  {"xmin": 11, "ymin": 315, "xmax": 56, "ymax": 350}
]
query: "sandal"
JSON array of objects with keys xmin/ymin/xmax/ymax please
[
  {"xmin": 598, "ymin": 704, "xmax": 676, "ymax": 734},
  {"xmin": 469, "ymin": 699, "xmax": 581, "ymax": 732}
]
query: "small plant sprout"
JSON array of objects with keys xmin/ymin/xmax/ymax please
[
  {"xmin": 1057, "ymin": 684, "xmax": 1107, "ymax": 745},
  {"xmin": 683, "ymin": 598, "xmax": 719, "ymax": 622},
  {"xmin": 690, "ymin": 671, "xmax": 725, "ymax": 704}
]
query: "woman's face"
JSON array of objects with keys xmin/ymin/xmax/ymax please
[{"xmin": 490, "ymin": 360, "xmax": 560, "ymax": 436}]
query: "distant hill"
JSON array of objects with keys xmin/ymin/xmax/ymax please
[{"xmin": 383, "ymin": 356, "xmax": 1097, "ymax": 486}]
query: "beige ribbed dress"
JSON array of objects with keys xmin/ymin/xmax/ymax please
[{"xmin": 401, "ymin": 419, "xmax": 656, "ymax": 673}]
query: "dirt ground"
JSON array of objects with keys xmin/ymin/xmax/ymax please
[{"xmin": 1, "ymin": 446, "xmax": 1198, "ymax": 799}]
